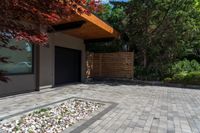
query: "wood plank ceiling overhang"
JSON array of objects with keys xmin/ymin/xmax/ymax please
[{"xmin": 51, "ymin": 7, "xmax": 120, "ymax": 42}]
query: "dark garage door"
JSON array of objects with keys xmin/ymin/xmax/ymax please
[{"xmin": 55, "ymin": 46, "xmax": 81, "ymax": 85}]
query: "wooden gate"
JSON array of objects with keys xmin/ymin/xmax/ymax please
[{"xmin": 86, "ymin": 52, "xmax": 134, "ymax": 79}]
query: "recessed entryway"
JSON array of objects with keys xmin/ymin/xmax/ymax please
[{"xmin": 55, "ymin": 46, "xmax": 81, "ymax": 85}]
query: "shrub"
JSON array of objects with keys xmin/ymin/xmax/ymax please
[
  {"xmin": 135, "ymin": 64, "xmax": 170, "ymax": 81},
  {"xmin": 170, "ymin": 59, "xmax": 200, "ymax": 75},
  {"xmin": 172, "ymin": 72, "xmax": 188, "ymax": 81},
  {"xmin": 184, "ymin": 71, "xmax": 200, "ymax": 85},
  {"xmin": 163, "ymin": 77, "xmax": 172, "ymax": 82},
  {"xmin": 164, "ymin": 71, "xmax": 200, "ymax": 85},
  {"xmin": 164, "ymin": 59, "xmax": 200, "ymax": 85}
]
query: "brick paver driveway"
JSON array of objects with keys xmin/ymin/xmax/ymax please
[{"xmin": 0, "ymin": 82, "xmax": 200, "ymax": 133}]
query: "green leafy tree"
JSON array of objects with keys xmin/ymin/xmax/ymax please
[
  {"xmin": 97, "ymin": 4, "xmax": 125, "ymax": 31},
  {"xmin": 126, "ymin": 0, "xmax": 200, "ymax": 80},
  {"xmin": 87, "ymin": 4, "xmax": 127, "ymax": 53}
]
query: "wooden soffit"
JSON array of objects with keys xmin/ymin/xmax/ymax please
[{"xmin": 53, "ymin": 7, "xmax": 120, "ymax": 40}]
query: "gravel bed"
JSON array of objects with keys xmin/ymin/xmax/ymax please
[{"xmin": 0, "ymin": 99, "xmax": 104, "ymax": 133}]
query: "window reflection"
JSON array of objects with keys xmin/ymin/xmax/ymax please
[{"xmin": 0, "ymin": 40, "xmax": 33, "ymax": 74}]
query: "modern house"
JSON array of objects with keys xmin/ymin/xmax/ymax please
[{"xmin": 0, "ymin": 9, "xmax": 119, "ymax": 97}]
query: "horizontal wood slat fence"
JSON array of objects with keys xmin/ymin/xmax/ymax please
[{"xmin": 86, "ymin": 52, "xmax": 134, "ymax": 79}]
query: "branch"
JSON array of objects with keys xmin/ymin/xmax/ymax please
[{"xmin": 150, "ymin": 0, "xmax": 175, "ymax": 35}]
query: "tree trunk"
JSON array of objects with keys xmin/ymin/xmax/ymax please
[{"xmin": 143, "ymin": 49, "xmax": 147, "ymax": 68}]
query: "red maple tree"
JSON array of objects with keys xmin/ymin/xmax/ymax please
[{"xmin": 0, "ymin": 0, "xmax": 101, "ymax": 82}]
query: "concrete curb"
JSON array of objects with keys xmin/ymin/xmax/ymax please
[{"xmin": 90, "ymin": 78, "xmax": 200, "ymax": 89}]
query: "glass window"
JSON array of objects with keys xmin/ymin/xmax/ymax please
[{"xmin": 0, "ymin": 40, "xmax": 33, "ymax": 75}]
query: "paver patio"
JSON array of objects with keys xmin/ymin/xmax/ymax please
[{"xmin": 1, "ymin": 82, "xmax": 200, "ymax": 133}]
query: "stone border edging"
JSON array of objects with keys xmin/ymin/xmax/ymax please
[
  {"xmin": 0, "ymin": 97, "xmax": 75, "ymax": 121},
  {"xmin": 0, "ymin": 97, "xmax": 116, "ymax": 121},
  {"xmin": 0, "ymin": 97, "xmax": 118, "ymax": 133},
  {"xmin": 65, "ymin": 99, "xmax": 118, "ymax": 133}
]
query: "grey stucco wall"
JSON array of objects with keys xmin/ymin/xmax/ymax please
[
  {"xmin": 0, "ymin": 45, "xmax": 36, "ymax": 97},
  {"xmin": 40, "ymin": 32, "xmax": 86, "ymax": 88},
  {"xmin": 0, "ymin": 75, "xmax": 36, "ymax": 97}
]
